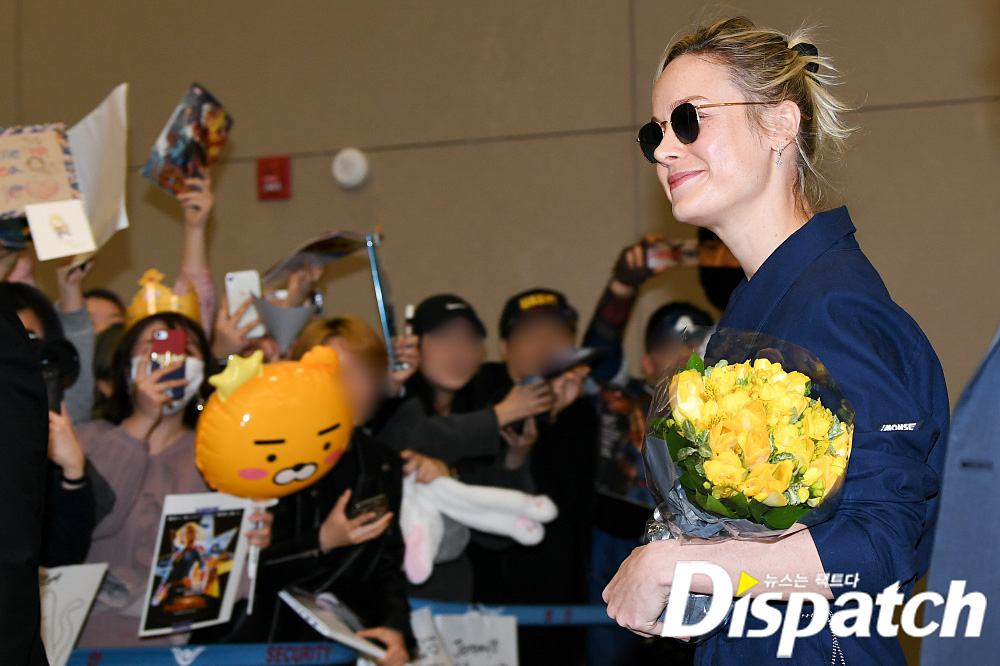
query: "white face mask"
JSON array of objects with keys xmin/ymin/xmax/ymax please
[{"xmin": 130, "ymin": 356, "xmax": 205, "ymax": 416}]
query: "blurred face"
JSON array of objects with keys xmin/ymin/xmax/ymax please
[
  {"xmin": 501, "ymin": 315, "xmax": 575, "ymax": 381},
  {"xmin": 650, "ymin": 55, "xmax": 774, "ymax": 227},
  {"xmin": 327, "ymin": 337, "xmax": 383, "ymax": 426},
  {"xmin": 17, "ymin": 308, "xmax": 43, "ymax": 339},
  {"xmin": 87, "ymin": 296, "xmax": 125, "ymax": 334},
  {"xmin": 419, "ymin": 318, "xmax": 485, "ymax": 393},
  {"xmin": 642, "ymin": 340, "xmax": 694, "ymax": 383}
]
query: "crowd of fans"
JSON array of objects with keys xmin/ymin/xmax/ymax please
[{"xmin": 0, "ymin": 170, "xmax": 741, "ymax": 666}]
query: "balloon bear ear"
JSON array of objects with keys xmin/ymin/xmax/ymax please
[
  {"xmin": 208, "ymin": 350, "xmax": 265, "ymax": 401},
  {"xmin": 300, "ymin": 345, "xmax": 340, "ymax": 373}
]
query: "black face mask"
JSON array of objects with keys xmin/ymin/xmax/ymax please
[{"xmin": 699, "ymin": 266, "xmax": 745, "ymax": 312}]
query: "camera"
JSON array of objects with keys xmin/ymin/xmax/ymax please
[{"xmin": 27, "ymin": 332, "xmax": 80, "ymax": 412}]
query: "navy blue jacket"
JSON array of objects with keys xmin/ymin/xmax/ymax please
[{"xmin": 696, "ymin": 206, "xmax": 949, "ymax": 665}]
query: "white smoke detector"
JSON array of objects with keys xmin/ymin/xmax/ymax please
[{"xmin": 332, "ymin": 148, "xmax": 370, "ymax": 189}]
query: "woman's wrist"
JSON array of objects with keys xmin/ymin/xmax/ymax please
[{"xmin": 493, "ymin": 400, "xmax": 518, "ymax": 428}]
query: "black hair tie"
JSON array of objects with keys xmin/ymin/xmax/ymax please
[{"xmin": 791, "ymin": 42, "xmax": 820, "ymax": 73}]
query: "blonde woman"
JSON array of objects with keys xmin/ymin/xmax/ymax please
[{"xmin": 604, "ymin": 17, "xmax": 948, "ymax": 665}]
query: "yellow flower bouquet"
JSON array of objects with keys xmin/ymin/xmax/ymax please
[{"xmin": 644, "ymin": 331, "xmax": 854, "ymax": 538}]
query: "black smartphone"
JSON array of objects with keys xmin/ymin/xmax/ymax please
[{"xmin": 348, "ymin": 493, "xmax": 389, "ymax": 523}]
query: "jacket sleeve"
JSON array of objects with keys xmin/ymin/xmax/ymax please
[
  {"xmin": 41, "ymin": 463, "xmax": 97, "ymax": 567},
  {"xmin": 58, "ymin": 306, "xmax": 95, "ymax": 423},
  {"xmin": 377, "ymin": 397, "xmax": 502, "ymax": 464},
  {"xmin": 799, "ymin": 291, "xmax": 948, "ymax": 595},
  {"xmin": 582, "ymin": 281, "xmax": 637, "ymax": 385}
]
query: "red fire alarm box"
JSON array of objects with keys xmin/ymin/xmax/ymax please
[{"xmin": 257, "ymin": 156, "xmax": 291, "ymax": 200}]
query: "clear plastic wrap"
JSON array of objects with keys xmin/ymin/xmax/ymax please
[{"xmin": 642, "ymin": 328, "xmax": 855, "ymax": 640}]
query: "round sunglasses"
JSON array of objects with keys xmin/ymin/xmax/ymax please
[{"xmin": 637, "ymin": 101, "xmax": 768, "ymax": 164}]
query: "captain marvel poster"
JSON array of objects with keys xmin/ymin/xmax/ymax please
[{"xmin": 139, "ymin": 493, "xmax": 254, "ymax": 637}]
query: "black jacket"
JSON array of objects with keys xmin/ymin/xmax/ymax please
[
  {"xmin": 0, "ymin": 301, "xmax": 49, "ymax": 665},
  {"xmin": 252, "ymin": 431, "xmax": 414, "ymax": 650},
  {"xmin": 468, "ymin": 362, "xmax": 599, "ymax": 605}
]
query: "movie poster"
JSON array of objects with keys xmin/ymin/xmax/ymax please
[
  {"xmin": 140, "ymin": 83, "xmax": 233, "ymax": 195},
  {"xmin": 139, "ymin": 492, "xmax": 254, "ymax": 637}
]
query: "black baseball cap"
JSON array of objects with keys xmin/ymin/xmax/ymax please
[
  {"xmin": 499, "ymin": 288, "xmax": 578, "ymax": 339},
  {"xmin": 645, "ymin": 302, "xmax": 714, "ymax": 352},
  {"xmin": 412, "ymin": 294, "xmax": 487, "ymax": 337}
]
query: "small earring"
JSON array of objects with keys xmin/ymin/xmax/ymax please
[{"xmin": 775, "ymin": 147, "xmax": 783, "ymax": 166}]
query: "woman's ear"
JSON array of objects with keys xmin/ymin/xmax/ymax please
[{"xmin": 772, "ymin": 99, "xmax": 802, "ymax": 150}]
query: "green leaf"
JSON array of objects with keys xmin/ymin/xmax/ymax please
[
  {"xmin": 685, "ymin": 352, "xmax": 705, "ymax": 375},
  {"xmin": 704, "ymin": 494, "xmax": 736, "ymax": 518},
  {"xmin": 748, "ymin": 498, "xmax": 767, "ymax": 522},
  {"xmin": 665, "ymin": 427, "xmax": 688, "ymax": 460},
  {"xmin": 724, "ymin": 492, "xmax": 751, "ymax": 518},
  {"xmin": 677, "ymin": 446, "xmax": 698, "ymax": 461},
  {"xmin": 762, "ymin": 505, "xmax": 808, "ymax": 530},
  {"xmin": 682, "ymin": 420, "xmax": 697, "ymax": 441},
  {"xmin": 804, "ymin": 378, "xmax": 812, "ymax": 397},
  {"xmin": 769, "ymin": 452, "xmax": 796, "ymax": 464}
]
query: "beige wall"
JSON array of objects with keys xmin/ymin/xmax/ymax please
[{"xmin": 7, "ymin": 0, "xmax": 1000, "ymax": 403}]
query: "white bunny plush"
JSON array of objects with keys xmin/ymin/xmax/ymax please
[{"xmin": 400, "ymin": 474, "xmax": 558, "ymax": 585}]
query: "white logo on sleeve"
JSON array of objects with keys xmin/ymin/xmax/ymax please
[{"xmin": 878, "ymin": 421, "xmax": 923, "ymax": 432}]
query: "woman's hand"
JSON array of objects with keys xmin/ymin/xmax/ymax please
[
  {"xmin": 356, "ymin": 626, "xmax": 409, "ymax": 666},
  {"xmin": 400, "ymin": 450, "xmax": 449, "ymax": 483},
  {"xmin": 278, "ymin": 264, "xmax": 324, "ymax": 308},
  {"xmin": 319, "ymin": 489, "xmax": 393, "ymax": 552},
  {"xmin": 245, "ymin": 507, "xmax": 274, "ymax": 550},
  {"xmin": 386, "ymin": 334, "xmax": 419, "ymax": 396},
  {"xmin": 48, "ymin": 404, "xmax": 86, "ymax": 482},
  {"xmin": 54, "ymin": 259, "xmax": 93, "ymax": 313},
  {"xmin": 603, "ymin": 539, "xmax": 674, "ymax": 637},
  {"xmin": 493, "ymin": 379, "xmax": 555, "ymax": 427},
  {"xmin": 125, "ymin": 354, "xmax": 188, "ymax": 438},
  {"xmin": 500, "ymin": 416, "xmax": 538, "ymax": 469},
  {"xmin": 177, "ymin": 175, "xmax": 214, "ymax": 229},
  {"xmin": 550, "ymin": 366, "xmax": 590, "ymax": 418},
  {"xmin": 211, "ymin": 295, "xmax": 261, "ymax": 360},
  {"xmin": 610, "ymin": 233, "xmax": 666, "ymax": 296}
]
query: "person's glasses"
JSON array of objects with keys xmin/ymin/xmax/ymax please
[{"xmin": 636, "ymin": 102, "xmax": 769, "ymax": 164}]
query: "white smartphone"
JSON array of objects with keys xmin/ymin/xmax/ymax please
[{"xmin": 224, "ymin": 270, "xmax": 266, "ymax": 339}]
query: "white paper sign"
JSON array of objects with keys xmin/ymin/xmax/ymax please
[
  {"xmin": 409, "ymin": 606, "xmax": 455, "ymax": 666},
  {"xmin": 25, "ymin": 199, "xmax": 96, "ymax": 261},
  {"xmin": 39, "ymin": 563, "xmax": 108, "ymax": 666},
  {"xmin": 434, "ymin": 611, "xmax": 518, "ymax": 666},
  {"xmin": 66, "ymin": 83, "xmax": 129, "ymax": 266}
]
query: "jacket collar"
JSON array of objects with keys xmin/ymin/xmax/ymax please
[{"xmin": 719, "ymin": 206, "xmax": 857, "ymax": 332}]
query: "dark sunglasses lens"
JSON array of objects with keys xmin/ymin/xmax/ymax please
[
  {"xmin": 671, "ymin": 103, "xmax": 699, "ymax": 144},
  {"xmin": 637, "ymin": 122, "xmax": 662, "ymax": 163}
]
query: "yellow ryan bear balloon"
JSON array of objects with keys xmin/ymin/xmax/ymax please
[{"xmin": 195, "ymin": 346, "xmax": 353, "ymax": 499}]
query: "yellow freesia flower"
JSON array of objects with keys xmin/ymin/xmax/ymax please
[
  {"xmin": 739, "ymin": 425, "xmax": 772, "ymax": 466},
  {"xmin": 709, "ymin": 418, "xmax": 741, "ymax": 456},
  {"xmin": 776, "ymin": 434, "xmax": 815, "ymax": 470},
  {"xmin": 736, "ymin": 401, "xmax": 768, "ymax": 431},
  {"xmin": 669, "ymin": 369, "xmax": 706, "ymax": 424},
  {"xmin": 703, "ymin": 450, "xmax": 747, "ymax": 496},
  {"xmin": 784, "ymin": 371, "xmax": 810, "ymax": 395},
  {"xmin": 801, "ymin": 406, "xmax": 833, "ymax": 440},
  {"xmin": 742, "ymin": 459, "xmax": 794, "ymax": 506}
]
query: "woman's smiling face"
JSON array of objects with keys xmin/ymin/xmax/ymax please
[{"xmin": 650, "ymin": 54, "xmax": 774, "ymax": 227}]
